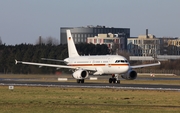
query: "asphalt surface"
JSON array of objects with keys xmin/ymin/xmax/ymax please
[{"xmin": 0, "ymin": 78, "xmax": 179, "ymax": 91}]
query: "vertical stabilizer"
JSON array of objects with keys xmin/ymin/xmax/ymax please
[{"xmin": 66, "ymin": 30, "xmax": 79, "ymax": 57}]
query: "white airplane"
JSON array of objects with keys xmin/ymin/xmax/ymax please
[{"xmin": 15, "ymin": 30, "xmax": 160, "ymax": 84}]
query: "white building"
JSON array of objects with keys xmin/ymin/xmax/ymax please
[
  {"xmin": 87, "ymin": 33, "xmax": 126, "ymax": 54},
  {"xmin": 127, "ymin": 34, "xmax": 160, "ymax": 57}
]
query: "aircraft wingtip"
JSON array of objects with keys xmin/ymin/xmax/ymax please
[
  {"xmin": 15, "ymin": 59, "xmax": 21, "ymax": 64},
  {"xmin": 158, "ymin": 61, "xmax": 161, "ymax": 64},
  {"xmin": 15, "ymin": 59, "xmax": 18, "ymax": 64}
]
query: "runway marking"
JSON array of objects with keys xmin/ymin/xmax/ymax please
[
  {"xmin": 90, "ymin": 77, "xmax": 98, "ymax": 80},
  {"xmin": 0, "ymin": 83, "xmax": 180, "ymax": 91},
  {"xmin": 58, "ymin": 78, "xmax": 68, "ymax": 81}
]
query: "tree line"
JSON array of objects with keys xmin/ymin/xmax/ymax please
[
  {"xmin": 0, "ymin": 43, "xmax": 109, "ymax": 74},
  {"xmin": 0, "ymin": 42, "xmax": 180, "ymax": 75}
]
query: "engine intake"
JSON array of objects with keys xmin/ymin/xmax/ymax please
[
  {"xmin": 72, "ymin": 70, "xmax": 89, "ymax": 79},
  {"xmin": 121, "ymin": 70, "xmax": 137, "ymax": 80}
]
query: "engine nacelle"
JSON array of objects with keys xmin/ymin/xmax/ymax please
[
  {"xmin": 72, "ymin": 70, "xmax": 89, "ymax": 79},
  {"xmin": 121, "ymin": 70, "xmax": 137, "ymax": 80}
]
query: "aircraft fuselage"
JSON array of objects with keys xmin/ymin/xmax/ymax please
[{"xmin": 64, "ymin": 55, "xmax": 129, "ymax": 74}]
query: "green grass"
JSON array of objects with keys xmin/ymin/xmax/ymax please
[{"xmin": 0, "ymin": 86, "xmax": 180, "ymax": 113}]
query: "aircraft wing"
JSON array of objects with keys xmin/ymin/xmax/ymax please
[
  {"xmin": 15, "ymin": 60, "xmax": 97, "ymax": 71},
  {"xmin": 130, "ymin": 61, "xmax": 161, "ymax": 69},
  {"xmin": 41, "ymin": 58, "xmax": 67, "ymax": 63}
]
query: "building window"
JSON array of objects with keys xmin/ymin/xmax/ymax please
[
  {"xmin": 116, "ymin": 39, "xmax": 119, "ymax": 43},
  {"xmin": 81, "ymin": 38, "xmax": 83, "ymax": 42},
  {"xmin": 100, "ymin": 39, "xmax": 102, "ymax": 43},
  {"xmin": 94, "ymin": 29, "xmax": 97, "ymax": 33},
  {"xmin": 94, "ymin": 39, "xmax": 97, "ymax": 43},
  {"xmin": 78, "ymin": 37, "xmax": 80, "ymax": 42},
  {"xmin": 134, "ymin": 40, "xmax": 137, "ymax": 44},
  {"xmin": 74, "ymin": 37, "xmax": 77, "ymax": 42},
  {"xmin": 85, "ymin": 38, "xmax": 87, "ymax": 42}
]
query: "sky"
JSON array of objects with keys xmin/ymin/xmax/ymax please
[{"xmin": 0, "ymin": 0, "xmax": 180, "ymax": 45}]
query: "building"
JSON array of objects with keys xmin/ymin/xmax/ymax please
[
  {"xmin": 157, "ymin": 37, "xmax": 172, "ymax": 55},
  {"xmin": 87, "ymin": 33, "xmax": 126, "ymax": 54},
  {"xmin": 127, "ymin": 34, "xmax": 160, "ymax": 57},
  {"xmin": 167, "ymin": 38, "xmax": 180, "ymax": 55},
  {"xmin": 60, "ymin": 25, "xmax": 130, "ymax": 49}
]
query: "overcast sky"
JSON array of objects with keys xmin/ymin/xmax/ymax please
[{"xmin": 0, "ymin": 0, "xmax": 180, "ymax": 45}]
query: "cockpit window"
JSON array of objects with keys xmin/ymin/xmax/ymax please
[
  {"xmin": 115, "ymin": 60, "xmax": 128, "ymax": 63},
  {"xmin": 121, "ymin": 60, "xmax": 124, "ymax": 62},
  {"xmin": 115, "ymin": 60, "xmax": 120, "ymax": 63}
]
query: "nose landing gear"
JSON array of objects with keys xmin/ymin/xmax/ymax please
[
  {"xmin": 77, "ymin": 79, "xmax": 84, "ymax": 83},
  {"xmin": 109, "ymin": 74, "xmax": 120, "ymax": 84}
]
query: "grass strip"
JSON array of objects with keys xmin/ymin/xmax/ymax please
[{"xmin": 0, "ymin": 86, "xmax": 180, "ymax": 113}]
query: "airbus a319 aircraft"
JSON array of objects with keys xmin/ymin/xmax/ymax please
[{"xmin": 15, "ymin": 30, "xmax": 160, "ymax": 84}]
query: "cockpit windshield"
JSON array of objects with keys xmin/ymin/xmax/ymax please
[{"xmin": 115, "ymin": 60, "xmax": 128, "ymax": 63}]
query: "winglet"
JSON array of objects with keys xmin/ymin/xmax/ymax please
[
  {"xmin": 15, "ymin": 59, "xmax": 22, "ymax": 64},
  {"xmin": 158, "ymin": 61, "xmax": 161, "ymax": 64},
  {"xmin": 15, "ymin": 59, "xmax": 18, "ymax": 64}
]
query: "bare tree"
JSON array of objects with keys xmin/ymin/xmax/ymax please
[
  {"xmin": 36, "ymin": 36, "xmax": 59, "ymax": 45},
  {"xmin": 45, "ymin": 36, "xmax": 59, "ymax": 45},
  {"xmin": 118, "ymin": 50, "xmax": 130, "ymax": 60}
]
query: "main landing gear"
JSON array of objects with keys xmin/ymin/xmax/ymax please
[
  {"xmin": 109, "ymin": 74, "xmax": 120, "ymax": 84},
  {"xmin": 77, "ymin": 79, "xmax": 84, "ymax": 83}
]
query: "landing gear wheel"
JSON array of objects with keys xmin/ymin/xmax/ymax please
[
  {"xmin": 109, "ymin": 78, "xmax": 120, "ymax": 84},
  {"xmin": 117, "ymin": 80, "xmax": 120, "ymax": 84},
  {"xmin": 77, "ymin": 79, "xmax": 85, "ymax": 83},
  {"xmin": 109, "ymin": 74, "xmax": 120, "ymax": 84},
  {"xmin": 77, "ymin": 79, "xmax": 80, "ymax": 83},
  {"xmin": 81, "ymin": 79, "xmax": 84, "ymax": 83},
  {"xmin": 113, "ymin": 78, "xmax": 116, "ymax": 83},
  {"xmin": 109, "ymin": 78, "xmax": 112, "ymax": 83}
]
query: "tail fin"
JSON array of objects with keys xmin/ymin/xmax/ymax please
[{"xmin": 66, "ymin": 30, "xmax": 79, "ymax": 57}]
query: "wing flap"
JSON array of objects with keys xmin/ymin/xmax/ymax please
[{"xmin": 41, "ymin": 58, "xmax": 67, "ymax": 63}]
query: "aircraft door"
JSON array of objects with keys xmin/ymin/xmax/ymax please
[{"xmin": 108, "ymin": 58, "xmax": 112, "ymax": 67}]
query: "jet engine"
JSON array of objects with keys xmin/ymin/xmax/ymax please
[
  {"xmin": 121, "ymin": 70, "xmax": 137, "ymax": 80},
  {"xmin": 72, "ymin": 70, "xmax": 89, "ymax": 79}
]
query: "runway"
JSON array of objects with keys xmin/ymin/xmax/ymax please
[{"xmin": 0, "ymin": 78, "xmax": 180, "ymax": 91}]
